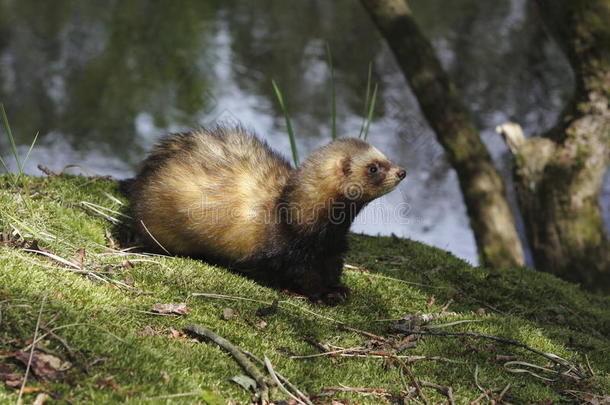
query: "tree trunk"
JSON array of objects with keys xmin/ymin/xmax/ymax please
[
  {"xmin": 360, "ymin": 0, "xmax": 525, "ymax": 268},
  {"xmin": 498, "ymin": 0, "xmax": 610, "ymax": 292}
]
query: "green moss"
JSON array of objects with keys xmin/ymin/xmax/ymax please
[{"xmin": 1, "ymin": 175, "xmax": 609, "ymax": 404}]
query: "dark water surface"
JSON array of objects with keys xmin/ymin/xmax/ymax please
[{"xmin": 1, "ymin": 0, "xmax": 607, "ymax": 264}]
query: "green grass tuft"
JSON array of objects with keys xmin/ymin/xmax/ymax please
[
  {"xmin": 362, "ymin": 82, "xmax": 378, "ymax": 141},
  {"xmin": 271, "ymin": 80, "xmax": 299, "ymax": 166},
  {"xmin": 358, "ymin": 63, "xmax": 379, "ymax": 141},
  {"xmin": 0, "ymin": 103, "xmax": 39, "ymax": 190},
  {"xmin": 0, "ymin": 103, "xmax": 22, "ymax": 175}
]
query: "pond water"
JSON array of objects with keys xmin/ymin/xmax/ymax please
[{"xmin": 1, "ymin": 0, "xmax": 608, "ymax": 265}]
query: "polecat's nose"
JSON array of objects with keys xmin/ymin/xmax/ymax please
[{"xmin": 397, "ymin": 168, "xmax": 406, "ymax": 180}]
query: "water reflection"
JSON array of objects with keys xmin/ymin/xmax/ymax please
[{"xmin": 2, "ymin": 0, "xmax": 598, "ymax": 265}]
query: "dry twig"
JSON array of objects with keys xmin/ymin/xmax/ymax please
[
  {"xmin": 184, "ymin": 323, "xmax": 269, "ymax": 404},
  {"xmin": 338, "ymin": 323, "xmax": 388, "ymax": 342},
  {"xmin": 323, "ymin": 386, "xmax": 391, "ymax": 397},
  {"xmin": 18, "ymin": 294, "xmax": 47, "ymax": 404},
  {"xmin": 396, "ymin": 357, "xmax": 429, "ymax": 405},
  {"xmin": 419, "ymin": 380, "xmax": 455, "ymax": 405},
  {"xmin": 243, "ymin": 350, "xmax": 313, "ymax": 405},
  {"xmin": 470, "ymin": 388, "xmax": 502, "ymax": 404},
  {"xmin": 394, "ymin": 326, "xmax": 585, "ymax": 378},
  {"xmin": 264, "ymin": 356, "xmax": 305, "ymax": 405}
]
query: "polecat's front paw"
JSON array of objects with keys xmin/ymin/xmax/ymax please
[{"xmin": 320, "ymin": 284, "xmax": 351, "ymax": 306}]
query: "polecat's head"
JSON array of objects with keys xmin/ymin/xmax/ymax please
[{"xmin": 301, "ymin": 138, "xmax": 406, "ymax": 203}]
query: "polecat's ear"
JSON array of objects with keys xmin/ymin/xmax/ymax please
[{"xmin": 339, "ymin": 156, "xmax": 351, "ymax": 177}]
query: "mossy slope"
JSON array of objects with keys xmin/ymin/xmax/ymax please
[{"xmin": 0, "ymin": 175, "xmax": 609, "ymax": 404}]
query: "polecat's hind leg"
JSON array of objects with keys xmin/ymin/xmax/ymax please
[
  {"xmin": 319, "ymin": 285, "xmax": 351, "ymax": 305},
  {"xmin": 285, "ymin": 271, "xmax": 347, "ymax": 305},
  {"xmin": 317, "ymin": 255, "xmax": 351, "ymax": 305},
  {"xmin": 281, "ymin": 255, "xmax": 350, "ymax": 305}
]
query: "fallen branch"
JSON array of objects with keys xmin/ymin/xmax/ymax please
[
  {"xmin": 497, "ymin": 384, "xmax": 511, "ymax": 402},
  {"xmin": 323, "ymin": 386, "xmax": 391, "ymax": 397},
  {"xmin": 473, "ymin": 365, "xmax": 487, "ymax": 401},
  {"xmin": 290, "ymin": 347, "xmax": 365, "ymax": 359},
  {"xmin": 243, "ymin": 350, "xmax": 313, "ymax": 405},
  {"xmin": 18, "ymin": 294, "xmax": 47, "ymax": 404},
  {"xmin": 419, "ymin": 380, "xmax": 455, "ymax": 405},
  {"xmin": 37, "ymin": 164, "xmax": 57, "ymax": 177},
  {"xmin": 394, "ymin": 326, "xmax": 585, "ymax": 378},
  {"xmin": 184, "ymin": 323, "xmax": 269, "ymax": 404},
  {"xmin": 291, "ymin": 344, "xmax": 461, "ymax": 364},
  {"xmin": 338, "ymin": 324, "xmax": 388, "ymax": 342},
  {"xmin": 396, "ymin": 357, "xmax": 429, "ymax": 405},
  {"xmin": 470, "ymin": 388, "xmax": 502, "ymax": 404},
  {"xmin": 264, "ymin": 356, "xmax": 305, "ymax": 405},
  {"xmin": 41, "ymin": 326, "xmax": 75, "ymax": 359}
]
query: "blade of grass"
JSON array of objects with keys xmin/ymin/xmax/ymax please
[
  {"xmin": 362, "ymin": 83, "xmax": 378, "ymax": 141},
  {"xmin": 0, "ymin": 151, "xmax": 10, "ymax": 174},
  {"xmin": 326, "ymin": 42, "xmax": 337, "ymax": 140},
  {"xmin": 271, "ymin": 79, "xmax": 299, "ymax": 166},
  {"xmin": 358, "ymin": 63, "xmax": 373, "ymax": 139},
  {"xmin": 0, "ymin": 103, "xmax": 22, "ymax": 174},
  {"xmin": 22, "ymin": 131, "xmax": 39, "ymax": 169}
]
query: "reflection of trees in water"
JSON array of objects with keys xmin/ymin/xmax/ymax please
[
  {"xmin": 221, "ymin": 0, "xmax": 387, "ymax": 139},
  {"xmin": 0, "ymin": 0, "xmax": 572, "ymax": 154},
  {"xmin": 0, "ymin": 0, "xmax": 216, "ymax": 159},
  {"xmin": 411, "ymin": 0, "xmax": 573, "ymax": 132}
]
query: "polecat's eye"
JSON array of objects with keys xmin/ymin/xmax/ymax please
[{"xmin": 369, "ymin": 165, "xmax": 378, "ymax": 174}]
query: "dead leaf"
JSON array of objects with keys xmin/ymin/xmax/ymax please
[
  {"xmin": 14, "ymin": 351, "xmax": 71, "ymax": 381},
  {"xmin": 96, "ymin": 375, "xmax": 122, "ymax": 392},
  {"xmin": 32, "ymin": 393, "xmax": 49, "ymax": 405},
  {"xmin": 397, "ymin": 311, "xmax": 457, "ymax": 329},
  {"xmin": 138, "ymin": 326, "xmax": 157, "ymax": 337},
  {"xmin": 496, "ymin": 354, "xmax": 518, "ymax": 362},
  {"xmin": 0, "ymin": 364, "xmax": 21, "ymax": 387},
  {"xmin": 1, "ymin": 371, "xmax": 22, "ymax": 388},
  {"xmin": 426, "ymin": 296, "xmax": 436, "ymax": 308},
  {"xmin": 163, "ymin": 327, "xmax": 196, "ymax": 342},
  {"xmin": 19, "ymin": 386, "xmax": 43, "ymax": 394},
  {"xmin": 165, "ymin": 327, "xmax": 184, "ymax": 339},
  {"xmin": 74, "ymin": 248, "xmax": 86, "ymax": 268},
  {"xmin": 256, "ymin": 300, "xmax": 278, "ymax": 317},
  {"xmin": 104, "ymin": 229, "xmax": 117, "ymax": 249},
  {"xmin": 222, "ymin": 308, "xmax": 238, "ymax": 320},
  {"xmin": 363, "ymin": 338, "xmax": 386, "ymax": 350},
  {"xmin": 122, "ymin": 260, "xmax": 134, "ymax": 269},
  {"xmin": 161, "ymin": 370, "xmax": 170, "ymax": 384},
  {"xmin": 52, "ymin": 291, "xmax": 67, "ymax": 300},
  {"xmin": 394, "ymin": 334, "xmax": 418, "ymax": 351},
  {"xmin": 229, "ymin": 375, "xmax": 257, "ymax": 392},
  {"xmin": 583, "ymin": 394, "xmax": 610, "ymax": 405},
  {"xmin": 246, "ymin": 319, "xmax": 267, "ymax": 329},
  {"xmin": 152, "ymin": 303, "xmax": 189, "ymax": 316}
]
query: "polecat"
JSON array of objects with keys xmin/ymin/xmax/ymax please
[{"xmin": 127, "ymin": 126, "xmax": 406, "ymax": 304}]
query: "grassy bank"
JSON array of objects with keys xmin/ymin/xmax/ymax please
[{"xmin": 1, "ymin": 174, "xmax": 609, "ymax": 404}]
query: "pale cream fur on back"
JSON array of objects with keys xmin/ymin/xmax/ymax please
[{"xmin": 135, "ymin": 129, "xmax": 291, "ymax": 259}]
